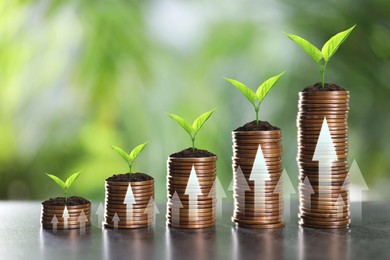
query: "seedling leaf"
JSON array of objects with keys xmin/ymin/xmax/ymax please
[
  {"xmin": 192, "ymin": 109, "xmax": 215, "ymax": 135},
  {"xmin": 129, "ymin": 142, "xmax": 148, "ymax": 162},
  {"xmin": 111, "ymin": 146, "xmax": 130, "ymax": 162},
  {"xmin": 224, "ymin": 78, "xmax": 256, "ymax": 104},
  {"xmin": 256, "ymin": 71, "xmax": 285, "ymax": 102},
  {"xmin": 46, "ymin": 173, "xmax": 66, "ymax": 191},
  {"xmin": 65, "ymin": 171, "xmax": 81, "ymax": 189},
  {"xmin": 321, "ymin": 25, "xmax": 356, "ymax": 62},
  {"xmin": 168, "ymin": 109, "xmax": 215, "ymax": 149},
  {"xmin": 168, "ymin": 114, "xmax": 193, "ymax": 136},
  {"xmin": 285, "ymin": 33, "xmax": 323, "ymax": 63}
]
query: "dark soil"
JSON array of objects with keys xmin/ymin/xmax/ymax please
[
  {"xmin": 170, "ymin": 148, "xmax": 216, "ymax": 158},
  {"xmin": 42, "ymin": 196, "xmax": 90, "ymax": 206},
  {"xmin": 235, "ymin": 120, "xmax": 280, "ymax": 131},
  {"xmin": 106, "ymin": 172, "xmax": 153, "ymax": 182},
  {"xmin": 303, "ymin": 82, "xmax": 346, "ymax": 92}
]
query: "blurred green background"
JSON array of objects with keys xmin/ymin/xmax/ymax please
[{"xmin": 1, "ymin": 0, "xmax": 389, "ymax": 202}]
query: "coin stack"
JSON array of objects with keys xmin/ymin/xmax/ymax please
[
  {"xmin": 41, "ymin": 203, "xmax": 91, "ymax": 230},
  {"xmin": 104, "ymin": 179, "xmax": 154, "ymax": 229},
  {"xmin": 167, "ymin": 156, "xmax": 217, "ymax": 228},
  {"xmin": 232, "ymin": 131, "xmax": 284, "ymax": 228},
  {"xmin": 297, "ymin": 90, "xmax": 350, "ymax": 228}
]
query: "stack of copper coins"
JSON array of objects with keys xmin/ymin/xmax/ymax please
[
  {"xmin": 104, "ymin": 179, "xmax": 154, "ymax": 229},
  {"xmin": 297, "ymin": 90, "xmax": 350, "ymax": 228},
  {"xmin": 41, "ymin": 203, "xmax": 91, "ymax": 230},
  {"xmin": 167, "ymin": 156, "xmax": 217, "ymax": 229},
  {"xmin": 232, "ymin": 131, "xmax": 284, "ymax": 228}
]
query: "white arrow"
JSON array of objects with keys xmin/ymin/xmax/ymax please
[
  {"xmin": 184, "ymin": 165, "xmax": 203, "ymax": 220},
  {"xmin": 95, "ymin": 202, "xmax": 104, "ymax": 228},
  {"xmin": 249, "ymin": 145, "xmax": 271, "ymax": 211},
  {"xmin": 112, "ymin": 213, "xmax": 120, "ymax": 229},
  {"xmin": 62, "ymin": 206, "xmax": 69, "ymax": 230},
  {"xmin": 124, "ymin": 183, "xmax": 136, "ymax": 222},
  {"xmin": 334, "ymin": 194, "xmax": 346, "ymax": 218},
  {"xmin": 348, "ymin": 160, "xmax": 369, "ymax": 224},
  {"xmin": 273, "ymin": 169, "xmax": 296, "ymax": 222},
  {"xmin": 51, "ymin": 215, "xmax": 58, "ymax": 232},
  {"xmin": 301, "ymin": 176, "xmax": 315, "ymax": 213},
  {"xmin": 208, "ymin": 176, "xmax": 227, "ymax": 219},
  {"xmin": 144, "ymin": 197, "xmax": 160, "ymax": 227},
  {"xmin": 170, "ymin": 191, "xmax": 183, "ymax": 227},
  {"xmin": 313, "ymin": 118, "xmax": 338, "ymax": 196},
  {"xmin": 78, "ymin": 210, "xmax": 87, "ymax": 235},
  {"xmin": 233, "ymin": 166, "xmax": 250, "ymax": 213}
]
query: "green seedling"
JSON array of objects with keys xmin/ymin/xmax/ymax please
[
  {"xmin": 285, "ymin": 25, "xmax": 356, "ymax": 88},
  {"xmin": 45, "ymin": 171, "xmax": 81, "ymax": 201},
  {"xmin": 111, "ymin": 142, "xmax": 148, "ymax": 173},
  {"xmin": 168, "ymin": 109, "xmax": 215, "ymax": 150},
  {"xmin": 225, "ymin": 72, "xmax": 285, "ymax": 125}
]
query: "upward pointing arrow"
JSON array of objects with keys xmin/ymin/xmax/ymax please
[
  {"xmin": 313, "ymin": 118, "xmax": 338, "ymax": 195},
  {"xmin": 124, "ymin": 184, "xmax": 136, "ymax": 222},
  {"xmin": 170, "ymin": 191, "xmax": 183, "ymax": 227},
  {"xmin": 334, "ymin": 195, "xmax": 346, "ymax": 218},
  {"xmin": 185, "ymin": 165, "xmax": 202, "ymax": 220},
  {"xmin": 301, "ymin": 176, "xmax": 315, "ymax": 213},
  {"xmin": 95, "ymin": 202, "xmax": 104, "ymax": 228},
  {"xmin": 112, "ymin": 213, "xmax": 120, "ymax": 229},
  {"xmin": 144, "ymin": 197, "xmax": 160, "ymax": 227},
  {"xmin": 78, "ymin": 210, "xmax": 87, "ymax": 235},
  {"xmin": 62, "ymin": 206, "xmax": 69, "ymax": 230},
  {"xmin": 51, "ymin": 215, "xmax": 58, "ymax": 232},
  {"xmin": 249, "ymin": 145, "xmax": 271, "ymax": 210},
  {"xmin": 273, "ymin": 169, "xmax": 296, "ymax": 222},
  {"xmin": 348, "ymin": 160, "xmax": 369, "ymax": 224},
  {"xmin": 208, "ymin": 177, "xmax": 227, "ymax": 219},
  {"xmin": 233, "ymin": 166, "xmax": 250, "ymax": 213}
]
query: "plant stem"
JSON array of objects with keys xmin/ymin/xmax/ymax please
[
  {"xmin": 129, "ymin": 162, "xmax": 132, "ymax": 174},
  {"xmin": 320, "ymin": 62, "xmax": 327, "ymax": 88},
  {"xmin": 253, "ymin": 104, "xmax": 260, "ymax": 125},
  {"xmin": 191, "ymin": 136, "xmax": 195, "ymax": 150}
]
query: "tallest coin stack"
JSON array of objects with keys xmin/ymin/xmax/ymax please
[{"xmin": 297, "ymin": 89, "xmax": 350, "ymax": 228}]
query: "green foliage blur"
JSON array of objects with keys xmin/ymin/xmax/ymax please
[{"xmin": 1, "ymin": 0, "xmax": 389, "ymax": 202}]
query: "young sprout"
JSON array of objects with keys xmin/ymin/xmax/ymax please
[
  {"xmin": 285, "ymin": 25, "xmax": 356, "ymax": 88},
  {"xmin": 168, "ymin": 109, "xmax": 215, "ymax": 150},
  {"xmin": 225, "ymin": 72, "xmax": 285, "ymax": 125},
  {"xmin": 45, "ymin": 171, "xmax": 81, "ymax": 202},
  {"xmin": 111, "ymin": 142, "xmax": 148, "ymax": 173}
]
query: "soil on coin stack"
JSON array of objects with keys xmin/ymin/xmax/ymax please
[
  {"xmin": 170, "ymin": 148, "xmax": 216, "ymax": 158},
  {"xmin": 235, "ymin": 120, "xmax": 280, "ymax": 131},
  {"xmin": 302, "ymin": 82, "xmax": 346, "ymax": 92},
  {"xmin": 106, "ymin": 172, "xmax": 153, "ymax": 182},
  {"xmin": 42, "ymin": 196, "xmax": 90, "ymax": 206}
]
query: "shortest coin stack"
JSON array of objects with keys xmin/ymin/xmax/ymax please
[
  {"xmin": 232, "ymin": 131, "xmax": 284, "ymax": 229},
  {"xmin": 41, "ymin": 203, "xmax": 91, "ymax": 230},
  {"xmin": 105, "ymin": 179, "xmax": 154, "ymax": 229},
  {"xmin": 297, "ymin": 91, "xmax": 350, "ymax": 228},
  {"xmin": 167, "ymin": 156, "xmax": 217, "ymax": 229}
]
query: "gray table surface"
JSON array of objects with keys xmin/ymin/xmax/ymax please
[{"xmin": 0, "ymin": 201, "xmax": 389, "ymax": 260}]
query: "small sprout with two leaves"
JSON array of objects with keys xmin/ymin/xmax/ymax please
[
  {"xmin": 225, "ymin": 72, "xmax": 285, "ymax": 125},
  {"xmin": 45, "ymin": 171, "xmax": 81, "ymax": 202},
  {"xmin": 285, "ymin": 25, "xmax": 356, "ymax": 88},
  {"xmin": 168, "ymin": 109, "xmax": 215, "ymax": 150},
  {"xmin": 111, "ymin": 142, "xmax": 148, "ymax": 173}
]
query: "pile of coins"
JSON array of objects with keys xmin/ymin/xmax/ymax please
[
  {"xmin": 104, "ymin": 179, "xmax": 154, "ymax": 229},
  {"xmin": 167, "ymin": 156, "xmax": 217, "ymax": 228},
  {"xmin": 297, "ymin": 90, "xmax": 350, "ymax": 228},
  {"xmin": 41, "ymin": 203, "xmax": 91, "ymax": 230},
  {"xmin": 232, "ymin": 131, "xmax": 284, "ymax": 228}
]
